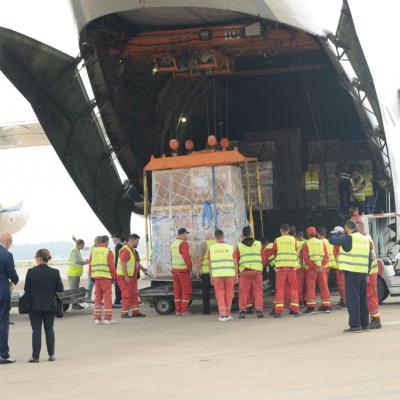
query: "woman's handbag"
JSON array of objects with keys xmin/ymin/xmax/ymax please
[
  {"xmin": 18, "ymin": 293, "xmax": 31, "ymax": 314},
  {"xmin": 56, "ymin": 294, "xmax": 64, "ymax": 318}
]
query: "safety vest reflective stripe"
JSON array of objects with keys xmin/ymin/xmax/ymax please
[
  {"xmin": 338, "ymin": 233, "xmax": 370, "ymax": 273},
  {"xmin": 363, "ymin": 174, "xmax": 374, "ymax": 197},
  {"xmin": 67, "ymin": 248, "xmax": 83, "ymax": 277},
  {"xmin": 322, "ymin": 239, "xmax": 337, "ymax": 268},
  {"xmin": 266, "ymin": 242, "xmax": 275, "ymax": 267},
  {"xmin": 201, "ymin": 239, "xmax": 216, "ymax": 273},
  {"xmin": 305, "ymin": 171, "xmax": 320, "ymax": 191},
  {"xmin": 171, "ymin": 239, "xmax": 188, "ymax": 270},
  {"xmin": 306, "ymin": 238, "xmax": 325, "ymax": 268},
  {"xmin": 117, "ymin": 245, "xmax": 136, "ymax": 277},
  {"xmin": 275, "ymin": 236, "xmax": 298, "ymax": 268},
  {"xmin": 339, "ymin": 172, "xmax": 352, "ymax": 182},
  {"xmin": 369, "ymin": 259, "xmax": 378, "ymax": 275},
  {"xmin": 238, "ymin": 241, "xmax": 263, "ymax": 272},
  {"xmin": 91, "ymin": 247, "xmax": 112, "ymax": 279},
  {"xmin": 352, "ymin": 177, "xmax": 366, "ymax": 201},
  {"xmin": 209, "ymin": 243, "xmax": 235, "ymax": 277}
]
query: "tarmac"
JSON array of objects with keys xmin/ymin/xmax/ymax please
[{"xmin": 3, "ymin": 289, "xmax": 400, "ymax": 400}]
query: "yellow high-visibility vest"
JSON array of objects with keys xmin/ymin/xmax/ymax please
[
  {"xmin": 266, "ymin": 242, "xmax": 275, "ymax": 267},
  {"xmin": 275, "ymin": 235, "xmax": 298, "ymax": 268},
  {"xmin": 305, "ymin": 171, "xmax": 320, "ymax": 191},
  {"xmin": 352, "ymin": 176, "xmax": 366, "ymax": 201},
  {"xmin": 67, "ymin": 248, "xmax": 83, "ymax": 277},
  {"xmin": 296, "ymin": 239, "xmax": 305, "ymax": 269},
  {"xmin": 209, "ymin": 242, "xmax": 235, "ymax": 278},
  {"xmin": 369, "ymin": 259, "xmax": 378, "ymax": 275},
  {"xmin": 201, "ymin": 239, "xmax": 216, "ymax": 273},
  {"xmin": 306, "ymin": 237, "xmax": 325, "ymax": 268},
  {"xmin": 363, "ymin": 174, "xmax": 374, "ymax": 198},
  {"xmin": 171, "ymin": 239, "xmax": 188, "ymax": 270},
  {"xmin": 117, "ymin": 245, "xmax": 137, "ymax": 277},
  {"xmin": 338, "ymin": 232, "xmax": 370, "ymax": 273},
  {"xmin": 91, "ymin": 247, "xmax": 112, "ymax": 279},
  {"xmin": 238, "ymin": 241, "xmax": 263, "ymax": 273},
  {"xmin": 322, "ymin": 238, "xmax": 337, "ymax": 269}
]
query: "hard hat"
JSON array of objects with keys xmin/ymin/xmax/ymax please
[
  {"xmin": 331, "ymin": 226, "xmax": 344, "ymax": 234},
  {"xmin": 306, "ymin": 226, "xmax": 316, "ymax": 236}
]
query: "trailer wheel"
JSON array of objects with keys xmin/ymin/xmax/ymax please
[
  {"xmin": 154, "ymin": 297, "xmax": 175, "ymax": 315},
  {"xmin": 63, "ymin": 304, "xmax": 70, "ymax": 312},
  {"xmin": 377, "ymin": 276, "xmax": 389, "ymax": 304}
]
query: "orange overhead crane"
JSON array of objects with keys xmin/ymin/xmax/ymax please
[{"xmin": 110, "ymin": 22, "xmax": 320, "ymax": 77}]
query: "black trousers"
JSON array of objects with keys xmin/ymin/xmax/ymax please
[
  {"xmin": 339, "ymin": 183, "xmax": 351, "ymax": 215},
  {"xmin": 29, "ymin": 311, "xmax": 56, "ymax": 359},
  {"xmin": 201, "ymin": 273, "xmax": 211, "ymax": 314},
  {"xmin": 344, "ymin": 271, "xmax": 369, "ymax": 328},
  {"xmin": 114, "ymin": 282, "xmax": 121, "ymax": 304},
  {"xmin": 0, "ymin": 300, "xmax": 10, "ymax": 359}
]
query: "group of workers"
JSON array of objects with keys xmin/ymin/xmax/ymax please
[
  {"xmin": 66, "ymin": 218, "xmax": 382, "ymax": 332},
  {"xmin": 304, "ymin": 164, "xmax": 377, "ymax": 215},
  {"xmin": 67, "ymin": 234, "xmax": 147, "ymax": 324},
  {"xmin": 171, "ymin": 221, "xmax": 382, "ymax": 331}
]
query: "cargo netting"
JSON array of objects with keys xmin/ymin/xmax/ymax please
[{"xmin": 149, "ymin": 165, "xmax": 248, "ymax": 279}]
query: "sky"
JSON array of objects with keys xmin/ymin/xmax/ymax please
[
  {"xmin": 0, "ymin": 0, "xmax": 399, "ymax": 244},
  {"xmin": 0, "ymin": 0, "xmax": 144, "ymax": 244}
]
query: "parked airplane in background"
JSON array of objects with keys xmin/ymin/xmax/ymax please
[
  {"xmin": 0, "ymin": 121, "xmax": 48, "ymax": 234},
  {"xmin": 0, "ymin": 199, "xmax": 29, "ymax": 234}
]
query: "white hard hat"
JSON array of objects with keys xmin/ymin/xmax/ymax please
[{"xmin": 331, "ymin": 226, "xmax": 344, "ymax": 234}]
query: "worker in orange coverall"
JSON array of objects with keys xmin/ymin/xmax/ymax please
[
  {"xmin": 302, "ymin": 227, "xmax": 331, "ymax": 314},
  {"xmin": 171, "ymin": 228, "xmax": 192, "ymax": 316},
  {"xmin": 235, "ymin": 226, "xmax": 266, "ymax": 319},
  {"xmin": 89, "ymin": 235, "xmax": 117, "ymax": 325},
  {"xmin": 117, "ymin": 234, "xmax": 147, "ymax": 318},
  {"xmin": 356, "ymin": 221, "xmax": 382, "ymax": 329}
]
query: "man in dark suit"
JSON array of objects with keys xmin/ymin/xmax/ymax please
[{"xmin": 0, "ymin": 232, "xmax": 19, "ymax": 364}]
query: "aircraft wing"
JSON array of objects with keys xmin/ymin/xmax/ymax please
[
  {"xmin": 0, "ymin": 121, "xmax": 48, "ymax": 149},
  {"xmin": 0, "ymin": 27, "xmax": 134, "ymax": 237}
]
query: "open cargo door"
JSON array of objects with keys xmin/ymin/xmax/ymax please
[{"xmin": 0, "ymin": 27, "xmax": 133, "ymax": 237}]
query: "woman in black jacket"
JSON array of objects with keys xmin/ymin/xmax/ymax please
[{"xmin": 24, "ymin": 249, "xmax": 64, "ymax": 363}]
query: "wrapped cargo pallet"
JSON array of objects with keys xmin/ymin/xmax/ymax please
[{"xmin": 144, "ymin": 143, "xmax": 251, "ymax": 280}]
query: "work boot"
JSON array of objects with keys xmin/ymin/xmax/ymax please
[
  {"xmin": 239, "ymin": 311, "xmax": 246, "ymax": 319},
  {"xmin": 318, "ymin": 306, "xmax": 325, "ymax": 312},
  {"xmin": 303, "ymin": 308, "xmax": 316, "ymax": 314},
  {"xmin": 256, "ymin": 311, "xmax": 264, "ymax": 319},
  {"xmin": 336, "ymin": 302, "xmax": 346, "ymax": 309},
  {"xmin": 273, "ymin": 313, "xmax": 282, "ymax": 319},
  {"xmin": 369, "ymin": 318, "xmax": 382, "ymax": 329},
  {"xmin": 103, "ymin": 320, "xmax": 117, "ymax": 325},
  {"xmin": 343, "ymin": 327, "xmax": 363, "ymax": 333},
  {"xmin": 132, "ymin": 313, "xmax": 146, "ymax": 318},
  {"xmin": 269, "ymin": 309, "xmax": 276, "ymax": 316},
  {"xmin": 245, "ymin": 307, "xmax": 254, "ymax": 315},
  {"xmin": 181, "ymin": 311, "xmax": 192, "ymax": 316},
  {"xmin": 289, "ymin": 310, "xmax": 300, "ymax": 317}
]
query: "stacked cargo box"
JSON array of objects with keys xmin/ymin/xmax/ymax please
[{"xmin": 150, "ymin": 165, "xmax": 248, "ymax": 279}]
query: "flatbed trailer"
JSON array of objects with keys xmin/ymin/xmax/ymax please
[
  {"xmin": 11, "ymin": 287, "xmax": 87, "ymax": 313},
  {"xmin": 139, "ymin": 280, "xmax": 241, "ymax": 315}
]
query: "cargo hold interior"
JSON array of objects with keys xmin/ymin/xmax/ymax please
[{"xmin": 81, "ymin": 12, "xmax": 388, "ymax": 240}]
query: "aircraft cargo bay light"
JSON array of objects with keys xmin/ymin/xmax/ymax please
[{"xmin": 0, "ymin": 0, "xmax": 398, "ymax": 239}]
